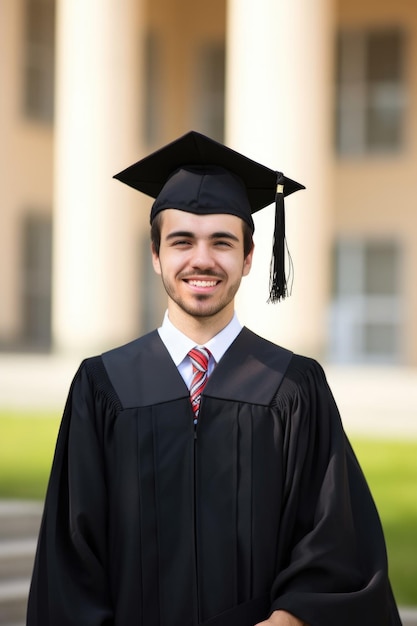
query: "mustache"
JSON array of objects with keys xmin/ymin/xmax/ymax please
[{"xmin": 179, "ymin": 270, "xmax": 224, "ymax": 280}]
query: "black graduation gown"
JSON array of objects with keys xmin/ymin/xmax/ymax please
[{"xmin": 27, "ymin": 327, "xmax": 402, "ymax": 626}]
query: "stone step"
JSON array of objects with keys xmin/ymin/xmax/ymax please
[
  {"xmin": 0, "ymin": 501, "xmax": 41, "ymax": 625},
  {"xmin": 0, "ymin": 501, "xmax": 416, "ymax": 626},
  {"xmin": 0, "ymin": 501, "xmax": 42, "ymax": 541},
  {"xmin": 401, "ymin": 607, "xmax": 417, "ymax": 626},
  {"xmin": 0, "ymin": 578, "xmax": 29, "ymax": 625},
  {"xmin": 0, "ymin": 538, "xmax": 37, "ymax": 581}
]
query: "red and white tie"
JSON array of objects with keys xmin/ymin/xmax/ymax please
[{"xmin": 188, "ymin": 346, "xmax": 210, "ymax": 423}]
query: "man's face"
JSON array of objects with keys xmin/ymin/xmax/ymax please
[{"xmin": 152, "ymin": 209, "xmax": 253, "ymax": 323}]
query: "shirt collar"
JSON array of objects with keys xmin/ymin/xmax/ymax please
[{"xmin": 158, "ymin": 311, "xmax": 242, "ymax": 366}]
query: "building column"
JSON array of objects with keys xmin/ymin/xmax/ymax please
[
  {"xmin": 52, "ymin": 0, "xmax": 145, "ymax": 355},
  {"xmin": 0, "ymin": 0, "xmax": 20, "ymax": 345},
  {"xmin": 226, "ymin": 0, "xmax": 334, "ymax": 358}
]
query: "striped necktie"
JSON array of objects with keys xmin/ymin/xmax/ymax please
[{"xmin": 188, "ymin": 346, "xmax": 210, "ymax": 423}]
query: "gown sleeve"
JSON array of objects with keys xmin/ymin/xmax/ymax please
[
  {"xmin": 269, "ymin": 356, "xmax": 401, "ymax": 626},
  {"xmin": 27, "ymin": 357, "xmax": 119, "ymax": 626}
]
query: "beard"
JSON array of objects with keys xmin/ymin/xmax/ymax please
[{"xmin": 159, "ymin": 270, "xmax": 242, "ymax": 319}]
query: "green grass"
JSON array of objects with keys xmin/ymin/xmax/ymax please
[
  {"xmin": 0, "ymin": 411, "xmax": 60, "ymax": 500},
  {"xmin": 351, "ymin": 438, "xmax": 417, "ymax": 607},
  {"xmin": 0, "ymin": 412, "xmax": 416, "ymax": 605}
]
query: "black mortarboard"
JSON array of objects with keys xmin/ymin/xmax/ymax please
[{"xmin": 114, "ymin": 131, "xmax": 305, "ymax": 302}]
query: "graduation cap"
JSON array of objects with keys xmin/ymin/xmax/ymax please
[{"xmin": 114, "ymin": 131, "xmax": 305, "ymax": 302}]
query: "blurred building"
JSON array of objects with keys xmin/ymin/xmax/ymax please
[{"xmin": 1, "ymin": 0, "xmax": 417, "ymax": 365}]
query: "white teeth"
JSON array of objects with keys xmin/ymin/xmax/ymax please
[{"xmin": 188, "ymin": 280, "xmax": 217, "ymax": 287}]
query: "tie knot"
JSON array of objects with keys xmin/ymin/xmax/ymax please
[{"xmin": 188, "ymin": 346, "xmax": 210, "ymax": 372}]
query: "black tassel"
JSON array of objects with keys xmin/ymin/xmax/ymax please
[{"xmin": 268, "ymin": 172, "xmax": 291, "ymax": 303}]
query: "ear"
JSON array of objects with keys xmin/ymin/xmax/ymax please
[
  {"xmin": 242, "ymin": 241, "xmax": 254, "ymax": 277},
  {"xmin": 151, "ymin": 243, "xmax": 162, "ymax": 275}
]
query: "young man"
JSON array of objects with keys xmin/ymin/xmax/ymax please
[{"xmin": 27, "ymin": 132, "xmax": 402, "ymax": 626}]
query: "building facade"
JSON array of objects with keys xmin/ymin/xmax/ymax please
[{"xmin": 1, "ymin": 0, "xmax": 417, "ymax": 365}]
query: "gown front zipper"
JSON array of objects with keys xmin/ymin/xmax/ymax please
[{"xmin": 192, "ymin": 402, "xmax": 201, "ymax": 624}]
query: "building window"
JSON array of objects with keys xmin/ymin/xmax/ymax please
[
  {"xmin": 192, "ymin": 41, "xmax": 225, "ymax": 142},
  {"xmin": 22, "ymin": 214, "xmax": 52, "ymax": 350},
  {"xmin": 329, "ymin": 239, "xmax": 402, "ymax": 363},
  {"xmin": 139, "ymin": 233, "xmax": 165, "ymax": 335},
  {"xmin": 23, "ymin": 0, "xmax": 55, "ymax": 123},
  {"xmin": 336, "ymin": 29, "xmax": 406, "ymax": 155}
]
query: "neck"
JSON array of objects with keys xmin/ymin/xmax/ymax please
[{"xmin": 167, "ymin": 304, "xmax": 234, "ymax": 344}]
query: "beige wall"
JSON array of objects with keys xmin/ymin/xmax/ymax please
[
  {"xmin": 0, "ymin": 0, "xmax": 53, "ymax": 344},
  {"xmin": 336, "ymin": 0, "xmax": 417, "ymax": 363}
]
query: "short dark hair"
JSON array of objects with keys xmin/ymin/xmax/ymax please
[{"xmin": 151, "ymin": 211, "xmax": 254, "ymax": 258}]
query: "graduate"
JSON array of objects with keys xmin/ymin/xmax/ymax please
[{"xmin": 27, "ymin": 131, "xmax": 402, "ymax": 626}]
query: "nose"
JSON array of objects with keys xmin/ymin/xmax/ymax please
[{"xmin": 190, "ymin": 242, "xmax": 216, "ymax": 270}]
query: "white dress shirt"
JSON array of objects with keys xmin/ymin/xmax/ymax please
[{"xmin": 157, "ymin": 311, "xmax": 242, "ymax": 389}]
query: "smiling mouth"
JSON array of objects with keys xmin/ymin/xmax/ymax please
[{"xmin": 187, "ymin": 279, "xmax": 219, "ymax": 288}]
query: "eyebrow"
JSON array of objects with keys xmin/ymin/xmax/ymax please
[{"xmin": 165, "ymin": 230, "xmax": 240, "ymax": 242}]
